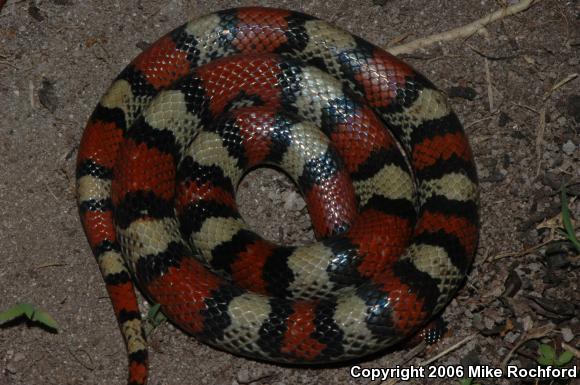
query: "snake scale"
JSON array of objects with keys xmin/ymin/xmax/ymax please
[{"xmin": 76, "ymin": 7, "xmax": 479, "ymax": 384}]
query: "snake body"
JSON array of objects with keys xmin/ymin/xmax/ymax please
[{"xmin": 77, "ymin": 7, "xmax": 479, "ymax": 385}]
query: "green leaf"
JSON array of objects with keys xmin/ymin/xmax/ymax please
[
  {"xmin": 538, "ymin": 344, "xmax": 555, "ymax": 362},
  {"xmin": 143, "ymin": 303, "xmax": 167, "ymax": 337},
  {"xmin": 0, "ymin": 303, "xmax": 34, "ymax": 324},
  {"xmin": 0, "ymin": 303, "xmax": 58, "ymax": 331},
  {"xmin": 538, "ymin": 356, "xmax": 553, "ymax": 366},
  {"xmin": 147, "ymin": 303, "xmax": 161, "ymax": 318},
  {"xmin": 459, "ymin": 378, "xmax": 473, "ymax": 385},
  {"xmin": 561, "ymin": 186, "xmax": 580, "ymax": 252},
  {"xmin": 147, "ymin": 303, "xmax": 166, "ymax": 327},
  {"xmin": 31, "ymin": 308, "xmax": 59, "ymax": 330},
  {"xmin": 20, "ymin": 303, "xmax": 35, "ymax": 319},
  {"xmin": 556, "ymin": 351, "xmax": 573, "ymax": 367}
]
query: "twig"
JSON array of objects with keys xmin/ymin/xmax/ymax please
[
  {"xmin": 379, "ymin": 342, "xmax": 426, "ymax": 385},
  {"xmin": 484, "ymin": 58, "xmax": 494, "ymax": 112},
  {"xmin": 534, "ymin": 107, "xmax": 547, "ymax": 177},
  {"xmin": 360, "ymin": 336, "xmax": 481, "ymax": 385},
  {"xmin": 468, "ymin": 44, "xmax": 520, "ymax": 61},
  {"xmin": 464, "ymin": 114, "xmax": 496, "ymax": 130},
  {"xmin": 418, "ymin": 334, "xmax": 477, "ymax": 366},
  {"xmin": 67, "ymin": 345, "xmax": 96, "ymax": 371},
  {"xmin": 387, "ymin": 0, "xmax": 543, "ymax": 55},
  {"xmin": 490, "ymin": 239, "xmax": 554, "ymax": 261},
  {"xmin": 387, "ymin": 33, "xmax": 412, "ymax": 47},
  {"xmin": 29, "ymin": 80, "xmax": 35, "ymax": 109},
  {"xmin": 35, "ymin": 262, "xmax": 68, "ymax": 269},
  {"xmin": 0, "ymin": 60, "xmax": 17, "ymax": 69},
  {"xmin": 543, "ymin": 73, "xmax": 578, "ymax": 101},
  {"xmin": 561, "ymin": 342, "xmax": 580, "ymax": 359},
  {"xmin": 237, "ymin": 371, "xmax": 277, "ymax": 385},
  {"xmin": 511, "ymin": 102, "xmax": 539, "ymax": 114},
  {"xmin": 500, "ymin": 325, "xmax": 554, "ymax": 372},
  {"xmin": 474, "ymin": 247, "xmax": 491, "ymax": 267},
  {"xmin": 535, "ymin": 73, "xmax": 578, "ymax": 176}
]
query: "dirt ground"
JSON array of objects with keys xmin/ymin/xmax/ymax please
[{"xmin": 1, "ymin": 0, "xmax": 579, "ymax": 384}]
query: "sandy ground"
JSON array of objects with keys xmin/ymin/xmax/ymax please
[{"xmin": 0, "ymin": 0, "xmax": 579, "ymax": 384}]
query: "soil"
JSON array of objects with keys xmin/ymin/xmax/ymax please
[{"xmin": 0, "ymin": 1, "xmax": 578, "ymax": 385}]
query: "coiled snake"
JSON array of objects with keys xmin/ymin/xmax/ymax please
[{"xmin": 76, "ymin": 7, "xmax": 479, "ymax": 385}]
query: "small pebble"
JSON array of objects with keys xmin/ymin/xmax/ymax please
[
  {"xmin": 483, "ymin": 317, "xmax": 495, "ymax": 330},
  {"xmin": 561, "ymin": 327, "xmax": 574, "ymax": 342},
  {"xmin": 504, "ymin": 331, "xmax": 520, "ymax": 344},
  {"xmin": 237, "ymin": 369, "xmax": 250, "ymax": 384},
  {"xmin": 267, "ymin": 190, "xmax": 278, "ymax": 201},
  {"xmin": 6, "ymin": 363, "xmax": 17, "ymax": 374},
  {"xmin": 13, "ymin": 353, "xmax": 25, "ymax": 362},
  {"xmin": 521, "ymin": 315, "xmax": 533, "ymax": 331},
  {"xmin": 562, "ymin": 140, "xmax": 576, "ymax": 156},
  {"xmin": 464, "ymin": 308, "xmax": 474, "ymax": 318},
  {"xmin": 480, "ymin": 168, "xmax": 505, "ymax": 182},
  {"xmin": 283, "ymin": 191, "xmax": 304, "ymax": 211}
]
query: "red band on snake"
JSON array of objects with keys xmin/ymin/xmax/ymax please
[{"xmin": 76, "ymin": 7, "xmax": 479, "ymax": 385}]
